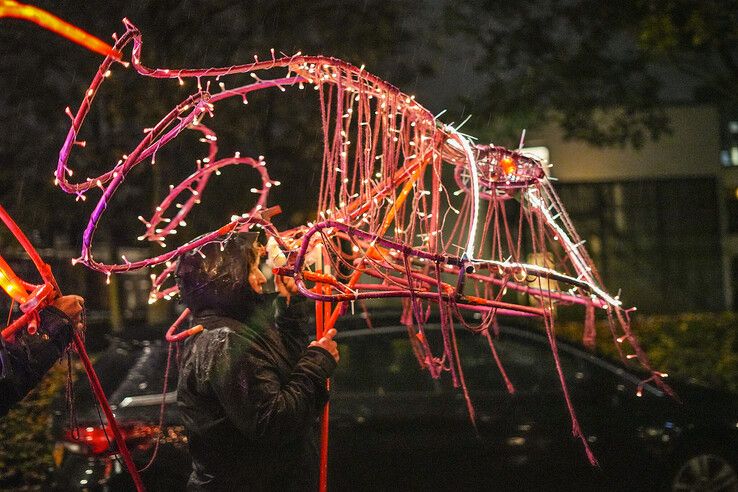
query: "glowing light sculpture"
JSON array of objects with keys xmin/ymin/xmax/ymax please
[{"xmin": 56, "ymin": 20, "xmax": 673, "ymax": 473}]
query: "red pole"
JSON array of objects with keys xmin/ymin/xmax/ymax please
[
  {"xmin": 320, "ymin": 283, "xmax": 332, "ymax": 492},
  {"xmin": 314, "ymin": 281, "xmax": 330, "ymax": 492},
  {"xmin": 320, "ymin": 398, "xmax": 330, "ymax": 492},
  {"xmin": 73, "ymin": 331, "xmax": 145, "ymax": 491}
]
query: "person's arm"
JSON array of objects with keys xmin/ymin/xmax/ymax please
[
  {"xmin": 249, "ymin": 341, "xmax": 336, "ymax": 440},
  {"xmin": 272, "ymin": 276, "xmax": 334, "ymax": 408},
  {"xmin": 210, "ymin": 328, "xmax": 337, "ymax": 442},
  {"xmin": 0, "ymin": 299, "xmax": 80, "ymax": 416}
]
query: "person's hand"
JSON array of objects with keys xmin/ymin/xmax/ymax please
[
  {"xmin": 275, "ymin": 274, "xmax": 299, "ymax": 300},
  {"xmin": 309, "ymin": 328, "xmax": 339, "ymax": 362},
  {"xmin": 51, "ymin": 295, "xmax": 85, "ymax": 331}
]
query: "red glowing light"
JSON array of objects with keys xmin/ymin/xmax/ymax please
[{"xmin": 500, "ymin": 155, "xmax": 516, "ymax": 175}]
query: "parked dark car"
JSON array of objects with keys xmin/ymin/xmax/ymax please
[
  {"xmin": 51, "ymin": 322, "xmax": 738, "ymax": 491},
  {"xmin": 50, "ymin": 338, "xmax": 189, "ymax": 491}
]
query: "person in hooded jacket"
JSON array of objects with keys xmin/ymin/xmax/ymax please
[
  {"xmin": 175, "ymin": 232, "xmax": 339, "ymax": 491},
  {"xmin": 0, "ymin": 294, "xmax": 85, "ymax": 417}
]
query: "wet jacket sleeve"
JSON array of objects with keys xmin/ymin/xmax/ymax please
[
  {"xmin": 0, "ymin": 307, "xmax": 73, "ymax": 416},
  {"xmin": 210, "ymin": 328, "xmax": 337, "ymax": 442},
  {"xmin": 273, "ymin": 295, "xmax": 331, "ymax": 407}
]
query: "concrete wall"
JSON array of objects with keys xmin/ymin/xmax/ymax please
[{"xmin": 528, "ymin": 106, "xmax": 721, "ymax": 182}]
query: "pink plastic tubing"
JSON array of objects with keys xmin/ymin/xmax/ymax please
[
  {"xmin": 54, "ymin": 19, "xmax": 447, "ymax": 275},
  {"xmin": 50, "ymin": 19, "xmax": 678, "ymax": 471},
  {"xmin": 53, "ymin": 20, "xmax": 656, "ymax": 374}
]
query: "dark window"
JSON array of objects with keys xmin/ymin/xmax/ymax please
[
  {"xmin": 557, "ymin": 177, "xmax": 722, "ymax": 312},
  {"xmin": 450, "ymin": 329, "xmax": 583, "ymax": 393},
  {"xmin": 720, "ymin": 119, "xmax": 738, "ymax": 167},
  {"xmin": 333, "ymin": 333, "xmax": 438, "ymax": 394},
  {"xmin": 728, "ymin": 188, "xmax": 738, "ymax": 234},
  {"xmin": 111, "ymin": 342, "xmax": 175, "ymax": 397},
  {"xmin": 334, "ymin": 327, "xmax": 598, "ymax": 400}
]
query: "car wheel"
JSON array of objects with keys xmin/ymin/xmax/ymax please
[{"xmin": 671, "ymin": 453, "xmax": 738, "ymax": 491}]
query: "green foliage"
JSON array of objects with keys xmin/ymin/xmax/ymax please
[
  {"xmin": 446, "ymin": 1, "xmax": 671, "ymax": 148},
  {"xmin": 557, "ymin": 312, "xmax": 738, "ymax": 393},
  {"xmin": 635, "ymin": 0, "xmax": 738, "ymax": 104},
  {"xmin": 446, "ymin": 0, "xmax": 738, "ymax": 148},
  {"xmin": 0, "ymin": 360, "xmax": 72, "ymax": 487}
]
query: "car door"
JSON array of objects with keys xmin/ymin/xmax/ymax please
[
  {"xmin": 447, "ymin": 327, "xmax": 619, "ymax": 489},
  {"xmin": 563, "ymin": 345, "xmax": 670, "ymax": 489},
  {"xmin": 329, "ymin": 327, "xmax": 458, "ymax": 490}
]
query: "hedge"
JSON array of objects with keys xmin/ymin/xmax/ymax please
[
  {"xmin": 0, "ymin": 358, "xmax": 81, "ymax": 489},
  {"xmin": 556, "ymin": 311, "xmax": 738, "ymax": 393}
]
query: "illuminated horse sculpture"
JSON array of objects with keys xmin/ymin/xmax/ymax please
[{"xmin": 55, "ymin": 19, "xmax": 672, "ymax": 469}]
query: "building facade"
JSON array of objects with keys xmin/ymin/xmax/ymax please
[{"xmin": 527, "ymin": 105, "xmax": 728, "ymax": 313}]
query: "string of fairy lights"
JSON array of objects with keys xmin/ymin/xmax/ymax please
[{"xmin": 47, "ymin": 18, "xmax": 674, "ymax": 465}]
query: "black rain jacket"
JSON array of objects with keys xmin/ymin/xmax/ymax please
[
  {"xmin": 177, "ymin": 295, "xmax": 336, "ymax": 491},
  {"xmin": 0, "ymin": 307, "xmax": 73, "ymax": 416}
]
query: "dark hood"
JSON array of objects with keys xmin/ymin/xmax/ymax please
[{"xmin": 175, "ymin": 232, "xmax": 265, "ymax": 322}]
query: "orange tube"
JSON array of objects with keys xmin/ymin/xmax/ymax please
[
  {"xmin": 0, "ymin": 254, "xmax": 31, "ymax": 304},
  {"xmin": 165, "ymin": 308, "xmax": 204, "ymax": 342},
  {"xmin": 314, "ymin": 282, "xmax": 325, "ymax": 338},
  {"xmin": 324, "ymin": 160, "xmax": 429, "ymax": 331},
  {"xmin": 0, "ymin": 0, "xmax": 121, "ymax": 59}
]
